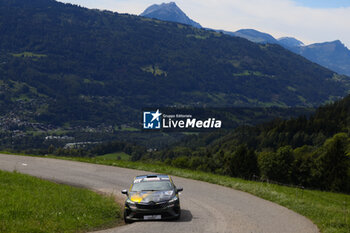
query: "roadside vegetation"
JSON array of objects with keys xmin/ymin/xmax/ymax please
[
  {"xmin": 0, "ymin": 170, "xmax": 121, "ymax": 233},
  {"xmin": 98, "ymin": 152, "xmax": 131, "ymax": 161},
  {"xmin": 17, "ymin": 155, "xmax": 346, "ymax": 233}
]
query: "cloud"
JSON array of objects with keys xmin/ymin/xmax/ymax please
[{"xmin": 58, "ymin": 0, "xmax": 350, "ymax": 47}]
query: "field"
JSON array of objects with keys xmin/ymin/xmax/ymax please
[{"xmin": 0, "ymin": 170, "xmax": 121, "ymax": 233}]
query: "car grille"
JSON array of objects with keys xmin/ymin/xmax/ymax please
[{"xmin": 136, "ymin": 202, "xmax": 169, "ymax": 209}]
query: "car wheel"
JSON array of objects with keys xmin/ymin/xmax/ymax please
[
  {"xmin": 124, "ymin": 210, "xmax": 133, "ymax": 224},
  {"xmin": 174, "ymin": 209, "xmax": 181, "ymax": 220}
]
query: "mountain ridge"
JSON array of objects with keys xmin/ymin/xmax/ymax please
[
  {"xmin": 223, "ymin": 28, "xmax": 350, "ymax": 76},
  {"xmin": 278, "ymin": 37, "xmax": 304, "ymax": 48},
  {"xmin": 139, "ymin": 2, "xmax": 350, "ymax": 76},
  {"xmin": 233, "ymin": 29, "xmax": 278, "ymax": 44}
]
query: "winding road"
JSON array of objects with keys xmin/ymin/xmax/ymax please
[{"xmin": 0, "ymin": 154, "xmax": 319, "ymax": 233}]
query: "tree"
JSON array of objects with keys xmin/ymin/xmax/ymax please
[
  {"xmin": 258, "ymin": 146, "xmax": 294, "ymax": 183},
  {"xmin": 317, "ymin": 133, "xmax": 350, "ymax": 192},
  {"xmin": 48, "ymin": 144, "xmax": 55, "ymax": 154},
  {"xmin": 231, "ymin": 145, "xmax": 258, "ymax": 178}
]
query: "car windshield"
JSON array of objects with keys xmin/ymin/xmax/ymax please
[{"xmin": 131, "ymin": 181, "xmax": 173, "ymax": 192}]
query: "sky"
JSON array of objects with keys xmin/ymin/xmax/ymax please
[{"xmin": 58, "ymin": 0, "xmax": 350, "ymax": 47}]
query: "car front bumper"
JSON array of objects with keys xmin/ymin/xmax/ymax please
[{"xmin": 124, "ymin": 200, "xmax": 181, "ymax": 221}]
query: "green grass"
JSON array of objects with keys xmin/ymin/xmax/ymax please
[
  {"xmin": 141, "ymin": 65, "xmax": 168, "ymax": 77},
  {"xmin": 287, "ymin": 86, "xmax": 297, "ymax": 92},
  {"xmin": 186, "ymin": 34, "xmax": 209, "ymax": 40},
  {"xmin": 233, "ymin": 70, "xmax": 273, "ymax": 78},
  {"xmin": 11, "ymin": 52, "xmax": 47, "ymax": 59},
  {"xmin": 114, "ymin": 125, "xmax": 140, "ymax": 132},
  {"xmin": 0, "ymin": 170, "xmax": 122, "ymax": 233},
  {"xmin": 98, "ymin": 152, "xmax": 131, "ymax": 161},
  {"xmin": 45, "ymin": 156, "xmax": 349, "ymax": 233}
]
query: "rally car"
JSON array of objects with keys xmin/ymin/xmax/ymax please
[{"xmin": 121, "ymin": 174, "xmax": 183, "ymax": 223}]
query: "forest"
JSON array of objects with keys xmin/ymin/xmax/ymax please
[{"xmin": 136, "ymin": 96, "xmax": 350, "ymax": 192}]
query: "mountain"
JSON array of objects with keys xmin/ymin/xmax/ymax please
[
  {"xmin": 139, "ymin": 3, "xmax": 350, "ymax": 76},
  {"xmin": 297, "ymin": 40, "xmax": 350, "ymax": 77},
  {"xmin": 140, "ymin": 2, "xmax": 201, "ymax": 28},
  {"xmin": 278, "ymin": 37, "xmax": 304, "ymax": 48},
  {"xmin": 226, "ymin": 29, "xmax": 350, "ymax": 76},
  {"xmin": 231, "ymin": 29, "xmax": 278, "ymax": 44},
  {"xmin": 0, "ymin": 0, "xmax": 349, "ymax": 131}
]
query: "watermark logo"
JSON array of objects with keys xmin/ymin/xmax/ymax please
[
  {"xmin": 142, "ymin": 108, "xmax": 222, "ymax": 131},
  {"xmin": 143, "ymin": 109, "xmax": 162, "ymax": 129},
  {"xmin": 142, "ymin": 107, "xmax": 314, "ymax": 131}
]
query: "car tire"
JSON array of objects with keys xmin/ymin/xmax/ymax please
[
  {"xmin": 174, "ymin": 209, "xmax": 181, "ymax": 220},
  {"xmin": 124, "ymin": 210, "xmax": 133, "ymax": 224}
]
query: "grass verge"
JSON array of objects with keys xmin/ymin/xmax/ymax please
[{"xmin": 0, "ymin": 169, "xmax": 121, "ymax": 233}]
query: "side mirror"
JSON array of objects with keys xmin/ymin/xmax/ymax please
[
  {"xmin": 121, "ymin": 189, "xmax": 128, "ymax": 195},
  {"xmin": 176, "ymin": 187, "xmax": 183, "ymax": 193}
]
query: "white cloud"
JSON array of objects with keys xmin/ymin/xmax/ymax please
[{"xmin": 58, "ymin": 0, "xmax": 350, "ymax": 47}]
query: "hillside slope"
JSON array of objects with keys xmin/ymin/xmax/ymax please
[
  {"xmin": 297, "ymin": 40, "xmax": 350, "ymax": 76},
  {"xmin": 0, "ymin": 0, "xmax": 348, "ymax": 129}
]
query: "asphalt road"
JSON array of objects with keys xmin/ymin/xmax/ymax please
[{"xmin": 0, "ymin": 154, "xmax": 319, "ymax": 233}]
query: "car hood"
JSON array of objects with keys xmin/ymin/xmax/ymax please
[{"xmin": 129, "ymin": 190, "xmax": 174, "ymax": 203}]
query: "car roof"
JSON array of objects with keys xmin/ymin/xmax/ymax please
[{"xmin": 133, "ymin": 174, "xmax": 171, "ymax": 183}]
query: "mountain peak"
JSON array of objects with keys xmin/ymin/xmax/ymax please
[
  {"xmin": 233, "ymin": 29, "xmax": 278, "ymax": 44},
  {"xmin": 331, "ymin": 40, "xmax": 344, "ymax": 46},
  {"xmin": 140, "ymin": 2, "xmax": 201, "ymax": 28},
  {"xmin": 309, "ymin": 40, "xmax": 346, "ymax": 49},
  {"xmin": 167, "ymin": 2, "xmax": 177, "ymax": 6},
  {"xmin": 278, "ymin": 37, "xmax": 304, "ymax": 48}
]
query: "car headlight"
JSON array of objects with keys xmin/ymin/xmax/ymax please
[
  {"xmin": 126, "ymin": 199, "xmax": 136, "ymax": 205},
  {"xmin": 169, "ymin": 195, "xmax": 178, "ymax": 203}
]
